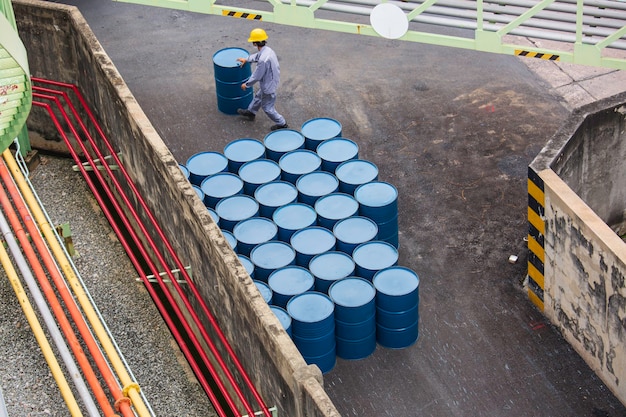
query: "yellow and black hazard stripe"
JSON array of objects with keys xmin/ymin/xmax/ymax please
[
  {"xmin": 515, "ymin": 49, "xmax": 560, "ymax": 61},
  {"xmin": 527, "ymin": 167, "xmax": 545, "ymax": 310},
  {"xmin": 222, "ymin": 10, "xmax": 262, "ymax": 20}
]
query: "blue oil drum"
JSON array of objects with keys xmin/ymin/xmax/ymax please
[
  {"xmin": 221, "ymin": 229, "xmax": 238, "ymax": 252},
  {"xmin": 213, "ymin": 47, "xmax": 253, "ymax": 114},
  {"xmin": 272, "ymin": 203, "xmax": 317, "ymax": 242},
  {"xmin": 254, "ymin": 280, "xmax": 273, "ymax": 304},
  {"xmin": 296, "ymin": 171, "xmax": 339, "ymax": 206},
  {"xmin": 328, "ymin": 277, "xmax": 376, "ymax": 323},
  {"xmin": 238, "ymin": 254, "xmax": 255, "ymax": 280},
  {"xmin": 314, "ymin": 193, "xmax": 359, "ymax": 230},
  {"xmin": 192, "ymin": 185, "xmax": 205, "ymax": 203},
  {"xmin": 373, "ymin": 266, "xmax": 420, "ymax": 349},
  {"xmin": 334, "ymin": 159, "xmax": 379, "ymax": 195},
  {"xmin": 355, "ymin": 181, "xmax": 399, "ymax": 248},
  {"xmin": 215, "ymin": 194, "xmax": 259, "ymax": 232},
  {"xmin": 250, "ymin": 241, "xmax": 296, "ymax": 282},
  {"xmin": 279, "ymin": 149, "xmax": 322, "ymax": 184},
  {"xmin": 238, "ymin": 159, "xmax": 282, "ymax": 196},
  {"xmin": 268, "ymin": 266, "xmax": 315, "ymax": 308},
  {"xmin": 352, "ymin": 241, "xmax": 398, "ymax": 281},
  {"xmin": 308, "ymin": 251, "xmax": 355, "ymax": 294},
  {"xmin": 316, "ymin": 137, "xmax": 359, "ymax": 173},
  {"xmin": 333, "ymin": 216, "xmax": 378, "ymax": 255},
  {"xmin": 223, "ymin": 138, "xmax": 266, "ymax": 173},
  {"xmin": 301, "ymin": 118, "xmax": 342, "ymax": 151},
  {"xmin": 254, "ymin": 180, "xmax": 298, "ymax": 218},
  {"xmin": 200, "ymin": 172, "xmax": 244, "ymax": 209},
  {"xmin": 375, "ymin": 214, "xmax": 399, "ymax": 248},
  {"xmin": 287, "ymin": 291, "xmax": 336, "ymax": 373},
  {"xmin": 207, "ymin": 207, "xmax": 220, "ymax": 227},
  {"xmin": 336, "ymin": 331, "xmax": 376, "ymax": 360},
  {"xmin": 179, "ymin": 164, "xmax": 190, "ymax": 180},
  {"xmin": 263, "ymin": 129, "xmax": 305, "ymax": 162},
  {"xmin": 270, "ymin": 305, "xmax": 292, "ymax": 337},
  {"xmin": 233, "ymin": 217, "xmax": 278, "ymax": 257},
  {"xmin": 290, "ymin": 226, "xmax": 336, "ymax": 268},
  {"xmin": 186, "ymin": 151, "xmax": 229, "ymax": 186},
  {"xmin": 372, "ymin": 266, "xmax": 420, "ymax": 312}
]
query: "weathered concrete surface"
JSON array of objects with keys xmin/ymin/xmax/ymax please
[
  {"xmin": 530, "ymin": 95, "xmax": 626, "ymax": 406},
  {"xmin": 13, "ymin": 0, "xmax": 626, "ymax": 416},
  {"xmin": 14, "ymin": 1, "xmax": 338, "ymax": 416}
]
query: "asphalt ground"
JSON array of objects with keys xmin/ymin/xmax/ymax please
[{"xmin": 27, "ymin": 1, "xmax": 626, "ymax": 416}]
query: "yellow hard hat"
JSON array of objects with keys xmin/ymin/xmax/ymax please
[{"xmin": 248, "ymin": 28, "xmax": 268, "ymax": 43}]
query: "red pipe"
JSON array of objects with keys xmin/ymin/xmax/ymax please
[
  {"xmin": 33, "ymin": 77, "xmax": 271, "ymax": 417},
  {"xmin": 32, "ymin": 95, "xmax": 233, "ymax": 417},
  {"xmin": 0, "ymin": 160, "xmax": 121, "ymax": 417}
]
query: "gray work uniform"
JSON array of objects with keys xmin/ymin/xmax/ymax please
[{"xmin": 244, "ymin": 46, "xmax": 286, "ymax": 125}]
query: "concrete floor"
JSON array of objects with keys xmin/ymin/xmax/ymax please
[{"xmin": 39, "ymin": 0, "xmax": 626, "ymax": 416}]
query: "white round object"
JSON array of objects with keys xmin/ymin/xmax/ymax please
[{"xmin": 370, "ymin": 3, "xmax": 409, "ymax": 40}]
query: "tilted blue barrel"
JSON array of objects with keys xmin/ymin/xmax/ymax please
[
  {"xmin": 279, "ymin": 150, "xmax": 322, "ymax": 184},
  {"xmin": 290, "ymin": 226, "xmax": 336, "ymax": 268},
  {"xmin": 215, "ymin": 194, "xmax": 259, "ymax": 232},
  {"xmin": 355, "ymin": 181, "xmax": 399, "ymax": 248},
  {"xmin": 250, "ymin": 240, "xmax": 296, "ymax": 282},
  {"xmin": 272, "ymin": 203, "xmax": 317, "ymax": 242},
  {"xmin": 200, "ymin": 172, "xmax": 244, "ymax": 209},
  {"xmin": 223, "ymin": 138, "xmax": 266, "ymax": 173},
  {"xmin": 329, "ymin": 277, "xmax": 377, "ymax": 360},
  {"xmin": 316, "ymin": 137, "xmax": 359, "ymax": 173},
  {"xmin": 268, "ymin": 266, "xmax": 315, "ymax": 308},
  {"xmin": 270, "ymin": 306, "xmax": 292, "ymax": 337},
  {"xmin": 334, "ymin": 159, "xmax": 378, "ymax": 195},
  {"xmin": 213, "ymin": 47, "xmax": 253, "ymax": 114},
  {"xmin": 308, "ymin": 251, "xmax": 355, "ymax": 294},
  {"xmin": 314, "ymin": 193, "xmax": 359, "ymax": 230},
  {"xmin": 186, "ymin": 151, "xmax": 229, "ymax": 186},
  {"xmin": 233, "ymin": 217, "xmax": 278, "ymax": 257},
  {"xmin": 254, "ymin": 180, "xmax": 298, "ymax": 218},
  {"xmin": 301, "ymin": 118, "xmax": 342, "ymax": 151},
  {"xmin": 263, "ymin": 129, "xmax": 305, "ymax": 162},
  {"xmin": 287, "ymin": 292, "xmax": 336, "ymax": 374},
  {"xmin": 238, "ymin": 159, "xmax": 282, "ymax": 196},
  {"xmin": 296, "ymin": 171, "xmax": 339, "ymax": 206},
  {"xmin": 373, "ymin": 266, "xmax": 420, "ymax": 349},
  {"xmin": 352, "ymin": 240, "xmax": 398, "ymax": 281},
  {"xmin": 333, "ymin": 216, "xmax": 378, "ymax": 255}
]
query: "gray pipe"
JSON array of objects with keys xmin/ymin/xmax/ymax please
[{"xmin": 0, "ymin": 210, "xmax": 101, "ymax": 417}]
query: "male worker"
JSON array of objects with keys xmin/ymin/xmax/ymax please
[{"xmin": 236, "ymin": 28, "xmax": 288, "ymax": 131}]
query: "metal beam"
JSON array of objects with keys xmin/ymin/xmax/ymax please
[{"xmin": 113, "ymin": 0, "xmax": 626, "ymax": 69}]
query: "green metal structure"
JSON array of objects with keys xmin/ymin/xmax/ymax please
[
  {"xmin": 114, "ymin": 0, "xmax": 626, "ymax": 70},
  {"xmin": 0, "ymin": 0, "xmax": 31, "ymax": 155}
]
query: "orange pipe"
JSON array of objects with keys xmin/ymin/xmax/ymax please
[{"xmin": 0, "ymin": 160, "xmax": 124, "ymax": 417}]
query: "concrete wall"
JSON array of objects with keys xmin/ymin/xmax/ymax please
[
  {"xmin": 529, "ymin": 94, "xmax": 626, "ymax": 406},
  {"xmin": 14, "ymin": 1, "xmax": 340, "ymax": 416}
]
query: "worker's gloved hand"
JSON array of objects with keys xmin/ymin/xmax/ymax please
[
  {"xmin": 236, "ymin": 58, "xmax": 247, "ymax": 65},
  {"xmin": 240, "ymin": 83, "xmax": 248, "ymax": 91}
]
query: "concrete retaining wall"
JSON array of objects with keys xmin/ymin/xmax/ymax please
[
  {"xmin": 14, "ymin": 1, "xmax": 340, "ymax": 416},
  {"xmin": 529, "ymin": 94, "xmax": 626, "ymax": 406}
]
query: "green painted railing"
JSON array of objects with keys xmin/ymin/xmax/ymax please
[
  {"xmin": 0, "ymin": 0, "xmax": 31, "ymax": 154},
  {"xmin": 114, "ymin": 0, "xmax": 626, "ymax": 70}
]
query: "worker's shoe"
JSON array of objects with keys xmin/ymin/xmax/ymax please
[
  {"xmin": 270, "ymin": 123, "xmax": 289, "ymax": 131},
  {"xmin": 237, "ymin": 109, "xmax": 255, "ymax": 121}
]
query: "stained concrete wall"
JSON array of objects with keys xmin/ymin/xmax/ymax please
[
  {"xmin": 13, "ymin": 1, "xmax": 340, "ymax": 416},
  {"xmin": 530, "ymin": 95, "xmax": 626, "ymax": 405}
]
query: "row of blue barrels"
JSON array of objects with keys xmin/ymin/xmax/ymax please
[{"xmin": 251, "ymin": 266, "xmax": 419, "ymax": 374}]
